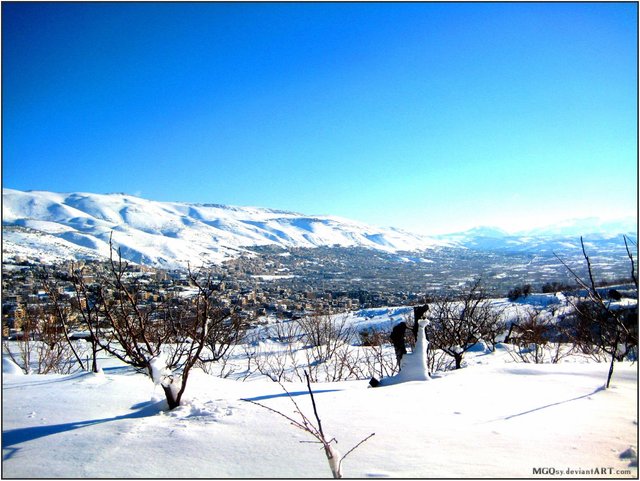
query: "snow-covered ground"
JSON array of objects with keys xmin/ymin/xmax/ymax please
[
  {"xmin": 3, "ymin": 335, "xmax": 637, "ymax": 478},
  {"xmin": 2, "ymin": 358, "xmax": 636, "ymax": 478}
]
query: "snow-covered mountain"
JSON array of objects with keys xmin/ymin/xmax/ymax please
[
  {"xmin": 2, "ymin": 189, "xmax": 449, "ymax": 268},
  {"xmin": 3, "ymin": 189, "xmax": 636, "ymax": 268},
  {"xmin": 522, "ymin": 216, "xmax": 637, "ymax": 238},
  {"xmin": 437, "ymin": 217, "xmax": 637, "ymax": 254}
]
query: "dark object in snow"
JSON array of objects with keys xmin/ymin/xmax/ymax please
[
  {"xmin": 608, "ymin": 289, "xmax": 622, "ymax": 301},
  {"xmin": 412, "ymin": 304, "xmax": 429, "ymax": 339},
  {"xmin": 390, "ymin": 322, "xmax": 408, "ymax": 367},
  {"xmin": 369, "ymin": 377, "xmax": 380, "ymax": 388}
]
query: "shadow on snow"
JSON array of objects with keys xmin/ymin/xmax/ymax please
[
  {"xmin": 2, "ymin": 399, "xmax": 165, "ymax": 461},
  {"xmin": 243, "ymin": 388, "xmax": 342, "ymax": 402},
  {"xmin": 487, "ymin": 386, "xmax": 606, "ymax": 423}
]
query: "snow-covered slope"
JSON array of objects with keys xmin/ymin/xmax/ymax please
[{"xmin": 2, "ymin": 189, "xmax": 448, "ymax": 268}]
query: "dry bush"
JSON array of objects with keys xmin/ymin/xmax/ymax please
[
  {"xmin": 297, "ymin": 312, "xmax": 355, "ymax": 364},
  {"xmin": 507, "ymin": 308, "xmax": 574, "ymax": 364},
  {"xmin": 3, "ymin": 303, "xmax": 82, "ymax": 374}
]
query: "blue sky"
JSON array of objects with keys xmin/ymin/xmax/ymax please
[{"xmin": 3, "ymin": 2, "xmax": 637, "ymax": 234}]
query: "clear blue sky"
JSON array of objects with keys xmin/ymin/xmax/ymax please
[{"xmin": 3, "ymin": 2, "xmax": 637, "ymax": 234}]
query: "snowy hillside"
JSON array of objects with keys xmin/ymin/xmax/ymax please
[{"xmin": 2, "ymin": 189, "xmax": 448, "ymax": 268}]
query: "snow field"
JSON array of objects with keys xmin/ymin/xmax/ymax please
[{"xmin": 3, "ymin": 348, "xmax": 637, "ymax": 478}]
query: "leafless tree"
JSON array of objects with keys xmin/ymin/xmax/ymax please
[
  {"xmin": 297, "ymin": 311, "xmax": 355, "ymax": 364},
  {"xmin": 68, "ymin": 268, "xmax": 104, "ymax": 373},
  {"xmin": 556, "ymin": 236, "xmax": 638, "ymax": 388},
  {"xmin": 249, "ymin": 337, "xmax": 302, "ymax": 382},
  {"xmin": 426, "ymin": 279, "xmax": 504, "ymax": 369},
  {"xmin": 624, "ymin": 235, "xmax": 638, "ymax": 287},
  {"xmin": 244, "ymin": 320, "xmax": 306, "ymax": 382},
  {"xmin": 37, "ymin": 268, "xmax": 87, "ymax": 370},
  {"xmin": 247, "ymin": 321, "xmax": 394, "ymax": 383},
  {"xmin": 189, "ymin": 268, "xmax": 248, "ymax": 368},
  {"xmin": 358, "ymin": 327, "xmax": 399, "ymax": 380},
  {"xmin": 73, "ymin": 239, "xmax": 242, "ymax": 409},
  {"xmin": 3, "ymin": 301, "xmax": 79, "ymax": 374}
]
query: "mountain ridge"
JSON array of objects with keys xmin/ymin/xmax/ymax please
[
  {"xmin": 2, "ymin": 188, "xmax": 636, "ymax": 268},
  {"xmin": 2, "ymin": 188, "xmax": 450, "ymax": 268}
]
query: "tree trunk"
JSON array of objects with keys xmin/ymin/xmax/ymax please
[
  {"xmin": 162, "ymin": 384, "xmax": 180, "ymax": 410},
  {"xmin": 324, "ymin": 443, "xmax": 342, "ymax": 478},
  {"xmin": 91, "ymin": 343, "xmax": 99, "ymax": 373},
  {"xmin": 454, "ymin": 354, "xmax": 462, "ymax": 370},
  {"xmin": 606, "ymin": 335, "xmax": 619, "ymax": 389},
  {"xmin": 606, "ymin": 354, "xmax": 615, "ymax": 389}
]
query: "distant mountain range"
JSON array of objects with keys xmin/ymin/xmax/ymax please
[
  {"xmin": 437, "ymin": 218, "xmax": 636, "ymax": 254},
  {"xmin": 2, "ymin": 189, "xmax": 636, "ymax": 268}
]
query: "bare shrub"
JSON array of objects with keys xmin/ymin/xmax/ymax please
[
  {"xmin": 244, "ymin": 371, "xmax": 375, "ymax": 478},
  {"xmin": 357, "ymin": 327, "xmax": 398, "ymax": 380},
  {"xmin": 427, "ymin": 347, "xmax": 455, "ymax": 373},
  {"xmin": 245, "ymin": 326, "xmax": 306, "ymax": 383},
  {"xmin": 297, "ymin": 311, "xmax": 355, "ymax": 364},
  {"xmin": 507, "ymin": 308, "xmax": 574, "ymax": 364},
  {"xmin": 3, "ymin": 302, "xmax": 81, "ymax": 374},
  {"xmin": 245, "ymin": 319, "xmax": 395, "ymax": 383}
]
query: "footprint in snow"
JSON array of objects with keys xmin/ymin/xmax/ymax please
[{"xmin": 213, "ymin": 406, "xmax": 233, "ymax": 418}]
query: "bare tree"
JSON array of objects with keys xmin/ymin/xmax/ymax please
[
  {"xmin": 188, "ymin": 267, "xmax": 247, "ymax": 368},
  {"xmin": 68, "ymin": 263, "xmax": 104, "ymax": 373},
  {"xmin": 3, "ymin": 301, "xmax": 80, "ymax": 374},
  {"xmin": 556, "ymin": 236, "xmax": 638, "ymax": 388},
  {"xmin": 74, "ymin": 240, "xmax": 242, "ymax": 409},
  {"xmin": 426, "ymin": 279, "xmax": 503, "ymax": 369},
  {"xmin": 297, "ymin": 311, "xmax": 354, "ymax": 365},
  {"xmin": 37, "ymin": 268, "xmax": 87, "ymax": 371},
  {"xmin": 244, "ymin": 320, "xmax": 306, "ymax": 382},
  {"xmin": 624, "ymin": 235, "xmax": 638, "ymax": 287},
  {"xmin": 358, "ymin": 327, "xmax": 399, "ymax": 380},
  {"xmin": 247, "ymin": 331, "xmax": 303, "ymax": 382}
]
